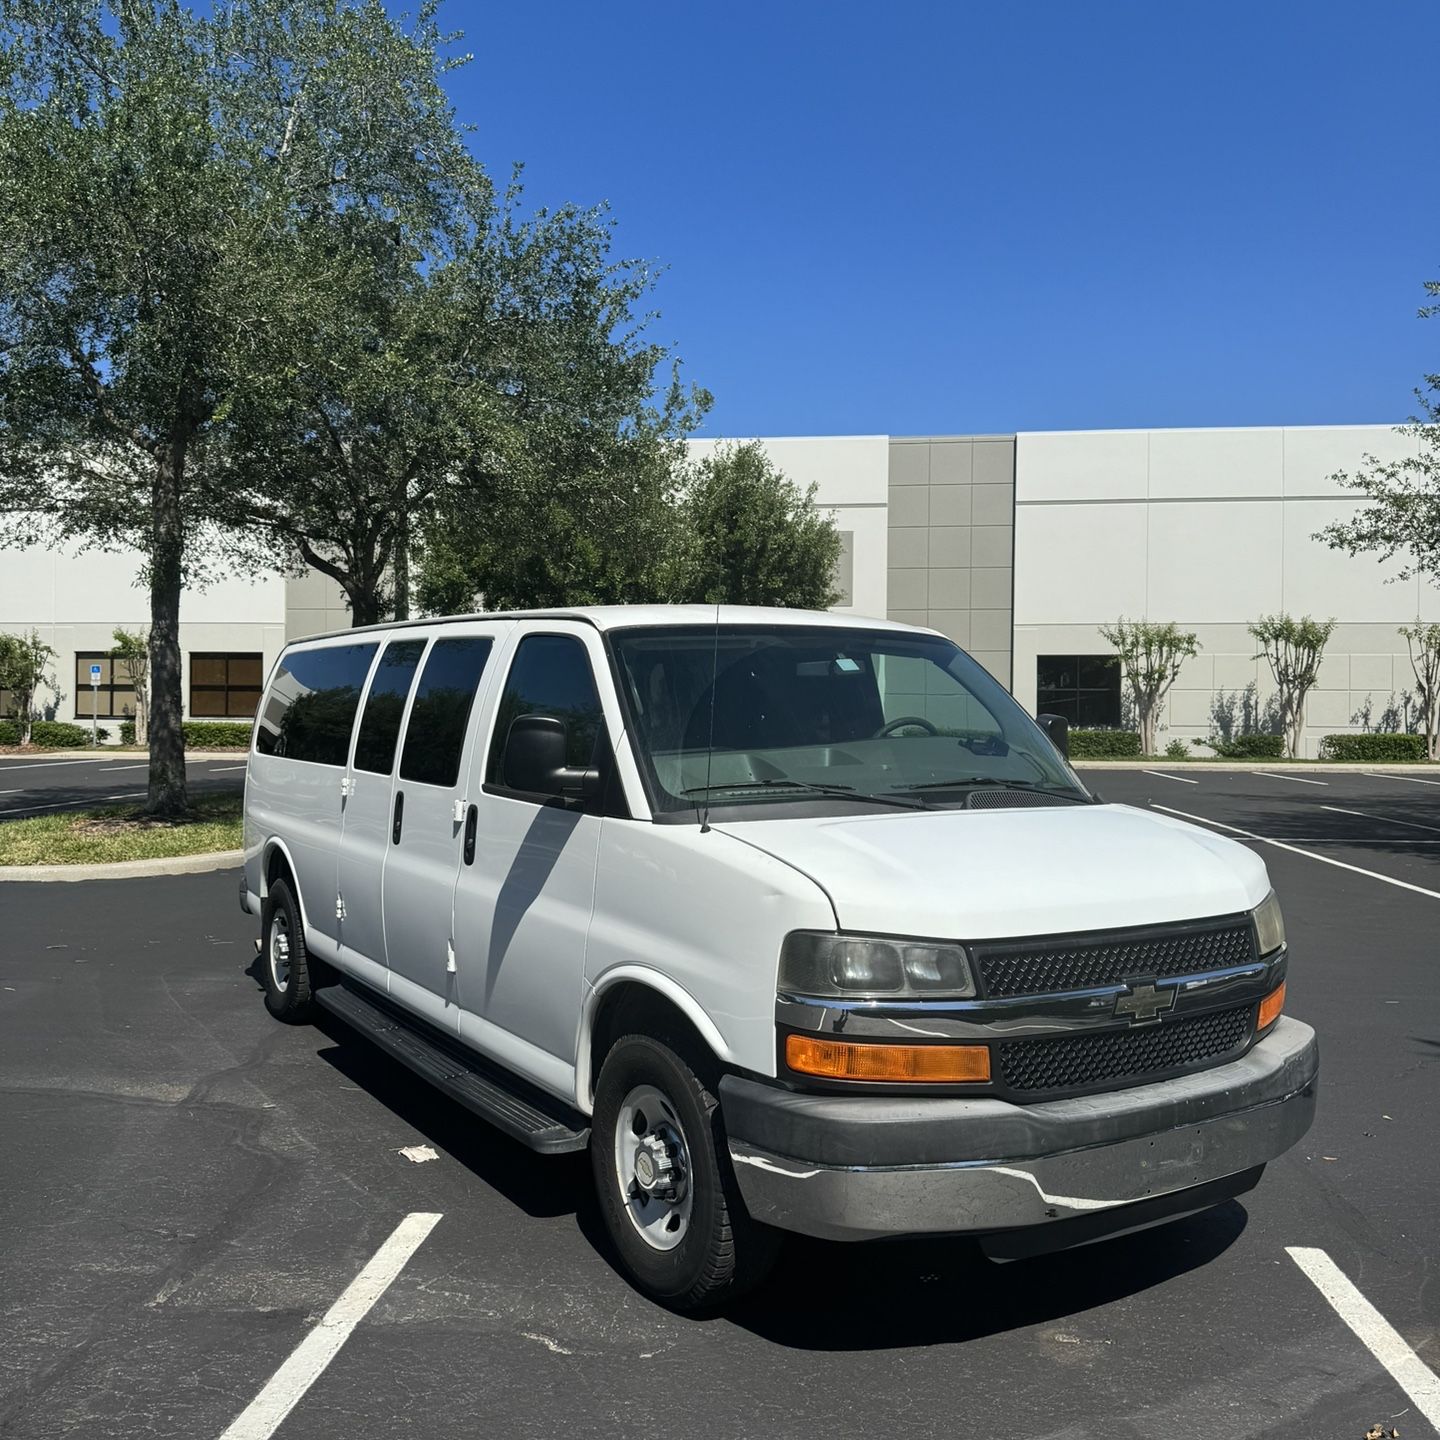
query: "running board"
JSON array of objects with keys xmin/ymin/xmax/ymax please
[{"xmin": 313, "ymin": 980, "xmax": 590, "ymax": 1155}]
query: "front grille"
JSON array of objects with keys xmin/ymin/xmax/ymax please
[
  {"xmin": 974, "ymin": 918, "xmax": 1256, "ymax": 999},
  {"xmin": 997, "ymin": 1003, "xmax": 1253, "ymax": 1096}
]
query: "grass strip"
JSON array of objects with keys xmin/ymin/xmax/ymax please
[{"xmin": 0, "ymin": 793, "xmax": 242, "ymax": 866}]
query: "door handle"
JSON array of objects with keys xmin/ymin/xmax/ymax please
[
  {"xmin": 463, "ymin": 803, "xmax": 478, "ymax": 865},
  {"xmin": 392, "ymin": 790, "xmax": 404, "ymax": 844}
]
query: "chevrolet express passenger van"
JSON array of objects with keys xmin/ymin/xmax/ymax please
[{"xmin": 240, "ymin": 606, "xmax": 1318, "ymax": 1309}]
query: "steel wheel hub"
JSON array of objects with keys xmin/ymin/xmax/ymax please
[
  {"xmin": 269, "ymin": 913, "xmax": 291, "ymax": 992},
  {"xmin": 614, "ymin": 1083, "xmax": 693, "ymax": 1251}
]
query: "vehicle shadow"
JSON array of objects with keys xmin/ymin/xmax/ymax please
[
  {"xmin": 721, "ymin": 1200, "xmax": 1248, "ymax": 1349},
  {"xmin": 303, "ymin": 990, "xmax": 1249, "ymax": 1349},
  {"xmin": 311, "ymin": 1008, "xmax": 594, "ymax": 1224}
]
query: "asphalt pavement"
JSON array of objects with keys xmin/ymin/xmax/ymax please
[
  {"xmin": 0, "ymin": 755, "xmax": 247, "ymax": 820},
  {"xmin": 0, "ymin": 772, "xmax": 1437, "ymax": 1439}
]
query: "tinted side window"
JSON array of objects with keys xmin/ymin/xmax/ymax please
[
  {"xmin": 354, "ymin": 639, "xmax": 427, "ymax": 775},
  {"xmin": 255, "ymin": 643, "xmax": 378, "ymax": 765},
  {"xmin": 486, "ymin": 634, "xmax": 602, "ymax": 785},
  {"xmin": 398, "ymin": 637, "xmax": 494, "ymax": 787}
]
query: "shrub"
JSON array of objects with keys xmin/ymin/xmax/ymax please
[
  {"xmin": 7, "ymin": 721, "xmax": 109, "ymax": 748},
  {"xmin": 119, "ymin": 719, "xmax": 251, "ymax": 748},
  {"xmin": 1164, "ymin": 738, "xmax": 1189, "ymax": 759},
  {"xmin": 1068, "ymin": 729, "xmax": 1142, "ymax": 759},
  {"xmin": 183, "ymin": 721, "xmax": 253, "ymax": 748},
  {"xmin": 1200, "ymin": 734, "xmax": 1285, "ymax": 759},
  {"xmin": 1319, "ymin": 733, "xmax": 1428, "ymax": 763}
]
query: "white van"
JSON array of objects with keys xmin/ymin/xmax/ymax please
[{"xmin": 241, "ymin": 606, "xmax": 1317, "ymax": 1310}]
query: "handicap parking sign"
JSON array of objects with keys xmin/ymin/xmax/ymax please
[{"xmin": 89, "ymin": 664, "xmax": 102, "ymax": 682}]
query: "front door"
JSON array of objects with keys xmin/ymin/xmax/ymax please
[
  {"xmin": 381, "ymin": 624, "xmax": 508, "ymax": 1031},
  {"xmin": 337, "ymin": 634, "xmax": 429, "ymax": 989},
  {"xmin": 451, "ymin": 625, "xmax": 610, "ymax": 1100}
]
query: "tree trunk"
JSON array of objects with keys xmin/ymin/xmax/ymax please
[
  {"xmin": 1138, "ymin": 699, "xmax": 1156, "ymax": 756},
  {"xmin": 348, "ymin": 585, "xmax": 383, "ymax": 627},
  {"xmin": 146, "ymin": 438, "xmax": 189, "ymax": 817},
  {"xmin": 393, "ymin": 508, "xmax": 410, "ymax": 621},
  {"xmin": 1286, "ymin": 694, "xmax": 1305, "ymax": 760}
]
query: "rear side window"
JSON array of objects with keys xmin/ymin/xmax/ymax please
[
  {"xmin": 486, "ymin": 634, "xmax": 603, "ymax": 785},
  {"xmin": 255, "ymin": 643, "xmax": 378, "ymax": 765},
  {"xmin": 398, "ymin": 637, "xmax": 494, "ymax": 787},
  {"xmin": 354, "ymin": 639, "xmax": 427, "ymax": 775}
]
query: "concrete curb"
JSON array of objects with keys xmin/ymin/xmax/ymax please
[
  {"xmin": 0, "ymin": 849, "xmax": 243, "ymax": 884},
  {"xmin": 1072, "ymin": 761, "xmax": 1439, "ymax": 772}
]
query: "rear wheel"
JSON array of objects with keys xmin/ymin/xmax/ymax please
[
  {"xmin": 591, "ymin": 1034, "xmax": 779, "ymax": 1311},
  {"xmin": 261, "ymin": 877, "xmax": 316, "ymax": 1023}
]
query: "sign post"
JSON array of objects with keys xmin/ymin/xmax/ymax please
[{"xmin": 88, "ymin": 663, "xmax": 101, "ymax": 747}]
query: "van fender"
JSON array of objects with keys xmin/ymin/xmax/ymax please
[
  {"xmin": 259, "ymin": 836, "xmax": 313, "ymax": 940},
  {"xmin": 576, "ymin": 966, "xmax": 735, "ymax": 1110}
]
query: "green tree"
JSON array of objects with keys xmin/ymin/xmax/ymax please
[
  {"xmin": 1249, "ymin": 614, "xmax": 1336, "ymax": 759},
  {"xmin": 109, "ymin": 626, "xmax": 151, "ymax": 745},
  {"xmin": 1319, "ymin": 276, "xmax": 1440, "ymax": 582},
  {"xmin": 224, "ymin": 180, "xmax": 707, "ymax": 626},
  {"xmin": 1398, "ymin": 620, "xmax": 1440, "ymax": 760},
  {"xmin": 1096, "ymin": 618, "xmax": 1199, "ymax": 756},
  {"xmin": 0, "ymin": 0, "xmax": 480, "ymax": 812},
  {"xmin": 672, "ymin": 442, "xmax": 842, "ymax": 609},
  {"xmin": 0, "ymin": 629, "xmax": 56, "ymax": 745}
]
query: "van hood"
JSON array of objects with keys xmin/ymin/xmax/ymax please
[{"xmin": 713, "ymin": 802, "xmax": 1270, "ymax": 938}]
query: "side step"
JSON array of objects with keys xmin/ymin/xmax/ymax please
[{"xmin": 313, "ymin": 980, "xmax": 590, "ymax": 1155}]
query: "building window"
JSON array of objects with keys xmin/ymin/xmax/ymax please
[
  {"xmin": 75, "ymin": 653, "xmax": 138, "ymax": 720},
  {"xmin": 190, "ymin": 653, "xmax": 265, "ymax": 719},
  {"xmin": 1037, "ymin": 655, "xmax": 1121, "ymax": 727}
]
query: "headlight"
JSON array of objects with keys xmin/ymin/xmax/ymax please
[
  {"xmin": 1253, "ymin": 891, "xmax": 1286, "ymax": 956},
  {"xmin": 779, "ymin": 932, "xmax": 976, "ymax": 999}
]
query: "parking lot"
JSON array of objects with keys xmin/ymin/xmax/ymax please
[
  {"xmin": 1, "ymin": 768, "xmax": 1437, "ymax": 1439},
  {"xmin": 0, "ymin": 755, "xmax": 246, "ymax": 820}
]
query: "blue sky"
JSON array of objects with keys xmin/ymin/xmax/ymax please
[{"xmin": 444, "ymin": 2, "xmax": 1438, "ymax": 437}]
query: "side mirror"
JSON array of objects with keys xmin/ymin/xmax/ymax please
[
  {"xmin": 1037, "ymin": 712, "xmax": 1069, "ymax": 760},
  {"xmin": 503, "ymin": 714, "xmax": 600, "ymax": 800}
]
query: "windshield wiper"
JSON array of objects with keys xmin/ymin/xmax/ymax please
[
  {"xmin": 680, "ymin": 778, "xmax": 930, "ymax": 811},
  {"xmin": 890, "ymin": 777, "xmax": 1090, "ymax": 803}
]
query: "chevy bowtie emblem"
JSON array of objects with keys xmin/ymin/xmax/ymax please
[{"xmin": 1114, "ymin": 980, "xmax": 1175, "ymax": 1024}]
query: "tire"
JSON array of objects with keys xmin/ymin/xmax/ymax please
[
  {"xmin": 261, "ymin": 877, "xmax": 316, "ymax": 1023},
  {"xmin": 591, "ymin": 1034, "xmax": 780, "ymax": 1311}
]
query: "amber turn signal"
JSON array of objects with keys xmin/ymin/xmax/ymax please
[
  {"xmin": 1257, "ymin": 979, "xmax": 1286, "ymax": 1031},
  {"xmin": 785, "ymin": 1034, "xmax": 991, "ymax": 1083}
]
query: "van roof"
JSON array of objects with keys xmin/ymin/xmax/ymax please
[{"xmin": 287, "ymin": 605, "xmax": 934, "ymax": 647}]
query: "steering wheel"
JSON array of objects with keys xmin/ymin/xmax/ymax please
[{"xmin": 874, "ymin": 715, "xmax": 940, "ymax": 738}]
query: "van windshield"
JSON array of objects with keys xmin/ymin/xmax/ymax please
[{"xmin": 609, "ymin": 625, "xmax": 1088, "ymax": 818}]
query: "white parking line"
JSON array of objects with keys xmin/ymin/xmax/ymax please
[
  {"xmin": 1287, "ymin": 1247, "xmax": 1440, "ymax": 1431},
  {"xmin": 0, "ymin": 790, "xmax": 146, "ymax": 817},
  {"xmin": 208, "ymin": 763, "xmax": 248, "ymax": 772},
  {"xmin": 1257, "ymin": 771, "xmax": 1328, "ymax": 786},
  {"xmin": 1150, "ymin": 803, "xmax": 1440, "ymax": 901},
  {"xmin": 0, "ymin": 758, "xmax": 106, "ymax": 773},
  {"xmin": 1323, "ymin": 804, "xmax": 1440, "ymax": 836},
  {"xmin": 219, "ymin": 1212, "xmax": 442, "ymax": 1440},
  {"xmin": 98, "ymin": 763, "xmax": 148, "ymax": 772},
  {"xmin": 1142, "ymin": 770, "xmax": 1199, "ymax": 784},
  {"xmin": 1375, "ymin": 772, "xmax": 1440, "ymax": 788}
]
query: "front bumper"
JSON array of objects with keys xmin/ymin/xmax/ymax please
[{"xmin": 720, "ymin": 1015, "xmax": 1318, "ymax": 1244}]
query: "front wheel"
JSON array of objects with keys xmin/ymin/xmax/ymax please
[
  {"xmin": 261, "ymin": 877, "xmax": 316, "ymax": 1023},
  {"xmin": 591, "ymin": 1035, "xmax": 779, "ymax": 1311}
]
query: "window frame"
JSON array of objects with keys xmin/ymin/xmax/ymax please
[
  {"xmin": 1035, "ymin": 654, "xmax": 1122, "ymax": 729},
  {"xmin": 74, "ymin": 651, "xmax": 139, "ymax": 721},
  {"xmin": 482, "ymin": 629, "xmax": 612, "ymax": 811},
  {"xmin": 188, "ymin": 651, "xmax": 265, "ymax": 721},
  {"xmin": 395, "ymin": 634, "xmax": 496, "ymax": 790}
]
